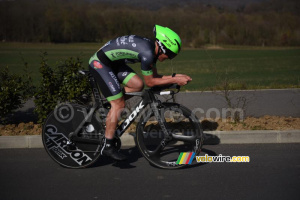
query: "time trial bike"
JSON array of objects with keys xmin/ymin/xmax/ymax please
[{"xmin": 42, "ymin": 70, "xmax": 203, "ymax": 169}]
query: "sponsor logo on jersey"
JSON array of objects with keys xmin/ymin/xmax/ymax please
[
  {"xmin": 108, "ymin": 82, "xmax": 116, "ymax": 92},
  {"xmin": 110, "ymin": 53, "xmax": 116, "ymax": 58},
  {"xmin": 116, "ymin": 51, "xmax": 136, "ymax": 58},
  {"xmin": 93, "ymin": 61, "xmax": 103, "ymax": 69},
  {"xmin": 116, "ymin": 38, "xmax": 120, "ymax": 46},
  {"xmin": 109, "ymin": 71, "xmax": 120, "ymax": 89},
  {"xmin": 120, "ymin": 36, "xmax": 128, "ymax": 45},
  {"xmin": 129, "ymin": 35, "xmax": 135, "ymax": 43}
]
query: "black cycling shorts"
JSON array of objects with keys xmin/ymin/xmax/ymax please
[{"xmin": 89, "ymin": 57, "xmax": 136, "ymax": 102}]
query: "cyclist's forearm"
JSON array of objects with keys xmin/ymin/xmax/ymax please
[
  {"xmin": 161, "ymin": 75, "xmax": 172, "ymax": 79},
  {"xmin": 162, "ymin": 74, "xmax": 188, "ymax": 79},
  {"xmin": 154, "ymin": 74, "xmax": 174, "ymax": 79},
  {"xmin": 153, "ymin": 73, "xmax": 163, "ymax": 78},
  {"xmin": 144, "ymin": 76, "xmax": 176, "ymax": 87}
]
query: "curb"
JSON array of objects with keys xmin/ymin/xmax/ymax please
[
  {"xmin": 0, "ymin": 135, "xmax": 42, "ymax": 149},
  {"xmin": 0, "ymin": 130, "xmax": 300, "ymax": 149},
  {"xmin": 203, "ymin": 130, "xmax": 300, "ymax": 144}
]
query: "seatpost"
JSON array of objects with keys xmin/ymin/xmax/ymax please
[{"xmin": 87, "ymin": 74, "xmax": 104, "ymax": 107}]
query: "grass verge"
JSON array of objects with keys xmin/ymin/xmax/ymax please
[{"xmin": 0, "ymin": 43, "xmax": 299, "ymax": 90}]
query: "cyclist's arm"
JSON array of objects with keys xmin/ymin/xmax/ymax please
[
  {"xmin": 143, "ymin": 74, "xmax": 177, "ymax": 87},
  {"xmin": 153, "ymin": 66, "xmax": 186, "ymax": 80},
  {"xmin": 140, "ymin": 53, "xmax": 191, "ymax": 86},
  {"xmin": 152, "ymin": 66, "xmax": 190, "ymax": 79}
]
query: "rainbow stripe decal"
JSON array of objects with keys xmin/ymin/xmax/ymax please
[{"xmin": 176, "ymin": 152, "xmax": 196, "ymax": 165}]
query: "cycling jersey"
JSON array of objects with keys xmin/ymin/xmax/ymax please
[{"xmin": 89, "ymin": 35, "xmax": 157, "ymax": 101}]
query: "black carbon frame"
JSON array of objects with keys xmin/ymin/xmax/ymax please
[{"xmin": 69, "ymin": 70, "xmax": 171, "ymax": 145}]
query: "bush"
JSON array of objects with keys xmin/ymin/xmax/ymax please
[
  {"xmin": 0, "ymin": 65, "xmax": 35, "ymax": 124},
  {"xmin": 34, "ymin": 53, "xmax": 91, "ymax": 123}
]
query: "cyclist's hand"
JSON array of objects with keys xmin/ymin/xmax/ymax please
[{"xmin": 175, "ymin": 76, "xmax": 191, "ymax": 86}]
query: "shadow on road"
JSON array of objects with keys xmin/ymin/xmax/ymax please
[
  {"xmin": 90, "ymin": 130, "xmax": 220, "ymax": 169},
  {"xmin": 203, "ymin": 133, "xmax": 221, "ymax": 145},
  {"xmin": 90, "ymin": 146, "xmax": 143, "ymax": 169},
  {"xmin": 201, "ymin": 120, "xmax": 219, "ymax": 131},
  {"xmin": 201, "ymin": 120, "xmax": 221, "ymax": 145},
  {"xmin": 90, "ymin": 145, "xmax": 218, "ymax": 170}
]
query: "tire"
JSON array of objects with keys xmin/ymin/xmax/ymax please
[
  {"xmin": 42, "ymin": 103, "xmax": 105, "ymax": 169},
  {"xmin": 136, "ymin": 102, "xmax": 203, "ymax": 169}
]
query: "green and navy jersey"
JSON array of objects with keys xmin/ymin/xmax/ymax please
[{"xmin": 90, "ymin": 35, "xmax": 156, "ymax": 76}]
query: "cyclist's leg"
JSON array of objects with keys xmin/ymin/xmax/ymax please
[
  {"xmin": 89, "ymin": 60, "xmax": 127, "ymax": 160},
  {"xmin": 89, "ymin": 60, "xmax": 125, "ymax": 137},
  {"xmin": 105, "ymin": 97, "xmax": 125, "ymax": 139},
  {"xmin": 116, "ymin": 64, "xmax": 144, "ymax": 93},
  {"xmin": 102, "ymin": 96, "xmax": 127, "ymax": 160},
  {"xmin": 89, "ymin": 60, "xmax": 123, "ymax": 102}
]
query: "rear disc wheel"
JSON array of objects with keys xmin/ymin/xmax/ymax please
[{"xmin": 42, "ymin": 103, "xmax": 105, "ymax": 168}]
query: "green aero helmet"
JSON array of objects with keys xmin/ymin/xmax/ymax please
[{"xmin": 153, "ymin": 25, "xmax": 182, "ymax": 59}]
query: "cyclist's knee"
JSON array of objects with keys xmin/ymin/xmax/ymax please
[
  {"xmin": 110, "ymin": 97, "xmax": 125, "ymax": 110},
  {"xmin": 126, "ymin": 75, "xmax": 144, "ymax": 92},
  {"xmin": 136, "ymin": 80, "xmax": 144, "ymax": 91},
  {"xmin": 135, "ymin": 76, "xmax": 144, "ymax": 91}
]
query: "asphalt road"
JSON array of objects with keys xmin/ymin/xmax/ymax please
[{"xmin": 0, "ymin": 144, "xmax": 299, "ymax": 200}]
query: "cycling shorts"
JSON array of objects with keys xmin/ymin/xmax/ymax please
[{"xmin": 89, "ymin": 57, "xmax": 136, "ymax": 102}]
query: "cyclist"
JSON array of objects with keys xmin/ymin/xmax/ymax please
[{"xmin": 89, "ymin": 25, "xmax": 192, "ymax": 161}]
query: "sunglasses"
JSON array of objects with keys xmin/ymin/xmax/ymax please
[{"xmin": 165, "ymin": 49, "xmax": 177, "ymax": 59}]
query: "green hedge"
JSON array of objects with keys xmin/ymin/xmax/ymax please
[
  {"xmin": 34, "ymin": 53, "xmax": 92, "ymax": 123},
  {"xmin": 0, "ymin": 65, "xmax": 35, "ymax": 124}
]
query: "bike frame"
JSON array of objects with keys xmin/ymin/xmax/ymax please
[{"xmin": 69, "ymin": 70, "xmax": 169, "ymax": 144}]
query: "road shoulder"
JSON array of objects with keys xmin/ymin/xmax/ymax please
[{"xmin": 1, "ymin": 130, "xmax": 299, "ymax": 149}]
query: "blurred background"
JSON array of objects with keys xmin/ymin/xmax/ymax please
[
  {"xmin": 1, "ymin": 0, "xmax": 299, "ymax": 46},
  {"xmin": 0, "ymin": 0, "xmax": 299, "ymax": 131},
  {"xmin": 0, "ymin": 0, "xmax": 299, "ymax": 92}
]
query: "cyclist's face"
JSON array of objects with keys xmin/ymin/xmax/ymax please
[{"xmin": 158, "ymin": 53, "xmax": 169, "ymax": 62}]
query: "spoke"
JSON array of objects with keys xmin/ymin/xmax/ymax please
[
  {"xmin": 147, "ymin": 139, "xmax": 168, "ymax": 157},
  {"xmin": 172, "ymin": 133, "xmax": 196, "ymax": 143}
]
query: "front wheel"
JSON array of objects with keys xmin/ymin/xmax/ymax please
[{"xmin": 136, "ymin": 103, "xmax": 203, "ymax": 169}]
